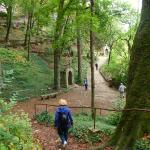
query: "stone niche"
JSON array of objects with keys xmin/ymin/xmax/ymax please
[{"xmin": 60, "ymin": 68, "xmax": 74, "ymax": 88}]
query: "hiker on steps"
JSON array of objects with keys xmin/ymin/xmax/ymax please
[
  {"xmin": 83, "ymin": 78, "xmax": 88, "ymax": 90},
  {"xmin": 55, "ymin": 99, "xmax": 73, "ymax": 148},
  {"xmin": 118, "ymin": 83, "xmax": 126, "ymax": 98},
  {"xmin": 95, "ymin": 63, "xmax": 98, "ymax": 70}
]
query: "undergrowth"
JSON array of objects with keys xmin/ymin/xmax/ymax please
[
  {"xmin": 34, "ymin": 99, "xmax": 150, "ymax": 148},
  {"xmin": 101, "ymin": 52, "xmax": 128, "ymax": 87},
  {"xmin": 0, "ymin": 48, "xmax": 53, "ymax": 100},
  {"xmin": 0, "ymin": 99, "xmax": 42, "ymax": 150}
]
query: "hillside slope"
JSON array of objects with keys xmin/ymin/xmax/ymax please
[{"xmin": 0, "ymin": 48, "xmax": 53, "ymax": 100}]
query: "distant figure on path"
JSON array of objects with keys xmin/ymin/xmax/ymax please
[
  {"xmin": 83, "ymin": 78, "xmax": 88, "ymax": 90},
  {"xmin": 118, "ymin": 83, "xmax": 126, "ymax": 98},
  {"xmin": 55, "ymin": 99, "xmax": 73, "ymax": 148},
  {"xmin": 95, "ymin": 63, "xmax": 98, "ymax": 70}
]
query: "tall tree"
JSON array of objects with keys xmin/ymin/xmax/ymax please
[
  {"xmin": 24, "ymin": 0, "xmax": 35, "ymax": 56},
  {"xmin": 90, "ymin": 0, "xmax": 95, "ymax": 118},
  {"xmin": 53, "ymin": 0, "xmax": 74, "ymax": 90},
  {"xmin": 20, "ymin": 0, "xmax": 38, "ymax": 60},
  {"xmin": 100, "ymin": 0, "xmax": 150, "ymax": 149},
  {"xmin": 76, "ymin": 2, "xmax": 82, "ymax": 84},
  {"xmin": 0, "ymin": 0, "xmax": 15, "ymax": 43},
  {"xmin": 53, "ymin": 0, "xmax": 65, "ymax": 90}
]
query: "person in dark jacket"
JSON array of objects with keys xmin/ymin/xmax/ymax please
[
  {"xmin": 55, "ymin": 99, "xmax": 73, "ymax": 147},
  {"xmin": 83, "ymin": 78, "xmax": 88, "ymax": 90},
  {"xmin": 95, "ymin": 63, "xmax": 98, "ymax": 70}
]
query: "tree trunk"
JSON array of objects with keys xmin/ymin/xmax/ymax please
[
  {"xmin": 54, "ymin": 50, "xmax": 61, "ymax": 90},
  {"xmin": 24, "ymin": 0, "xmax": 34, "ymax": 48},
  {"xmin": 77, "ymin": 29, "xmax": 82, "ymax": 84},
  {"xmin": 108, "ymin": 44, "xmax": 113, "ymax": 65},
  {"xmin": 27, "ymin": 13, "xmax": 32, "ymax": 61},
  {"xmin": 126, "ymin": 35, "xmax": 132, "ymax": 57},
  {"xmin": 106, "ymin": 0, "xmax": 150, "ymax": 149},
  {"xmin": 53, "ymin": 0, "xmax": 65, "ymax": 90},
  {"xmin": 76, "ymin": 8, "xmax": 82, "ymax": 84},
  {"xmin": 90, "ymin": 0, "xmax": 95, "ymax": 119},
  {"xmin": 24, "ymin": 13, "xmax": 31, "ymax": 47},
  {"xmin": 0, "ymin": 62, "xmax": 3, "ymax": 87},
  {"xmin": 26, "ymin": 12, "xmax": 33, "ymax": 61},
  {"xmin": 5, "ymin": 6, "xmax": 12, "ymax": 43}
]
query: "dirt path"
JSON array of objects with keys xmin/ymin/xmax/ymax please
[
  {"xmin": 13, "ymin": 56, "xmax": 118, "ymax": 150},
  {"xmin": 91, "ymin": 56, "xmax": 118, "ymax": 110}
]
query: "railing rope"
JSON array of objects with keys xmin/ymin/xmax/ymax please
[
  {"xmin": 34, "ymin": 103, "xmax": 150, "ymax": 115},
  {"xmin": 34, "ymin": 104, "xmax": 150, "ymax": 130}
]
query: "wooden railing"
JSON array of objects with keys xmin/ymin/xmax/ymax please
[{"xmin": 34, "ymin": 104, "xmax": 150, "ymax": 129}]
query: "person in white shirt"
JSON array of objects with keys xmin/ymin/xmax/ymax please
[{"xmin": 118, "ymin": 83, "xmax": 126, "ymax": 98}]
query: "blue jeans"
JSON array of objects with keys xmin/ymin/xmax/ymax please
[{"xmin": 58, "ymin": 127, "xmax": 68, "ymax": 144}]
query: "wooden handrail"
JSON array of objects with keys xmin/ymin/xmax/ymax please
[{"xmin": 34, "ymin": 104, "xmax": 150, "ymax": 116}]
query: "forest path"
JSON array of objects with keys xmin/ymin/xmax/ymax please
[
  {"xmin": 13, "ymin": 56, "xmax": 117, "ymax": 150},
  {"xmin": 87, "ymin": 56, "xmax": 118, "ymax": 110}
]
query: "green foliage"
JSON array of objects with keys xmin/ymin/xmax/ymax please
[
  {"xmin": 134, "ymin": 139, "xmax": 150, "ymax": 150},
  {"xmin": 35, "ymin": 111, "xmax": 51, "ymax": 125},
  {"xmin": 41, "ymin": 48, "xmax": 54, "ymax": 64},
  {"xmin": 69, "ymin": 113, "xmax": 115, "ymax": 143},
  {"xmin": 0, "ymin": 48, "xmax": 53, "ymax": 100},
  {"xmin": 72, "ymin": 55, "xmax": 88, "ymax": 84},
  {"xmin": 34, "ymin": 111, "xmax": 115, "ymax": 143},
  {"xmin": 106, "ymin": 99, "xmax": 125, "ymax": 126},
  {"xmin": 70, "ymin": 124, "xmax": 101, "ymax": 143},
  {"xmin": 101, "ymin": 51, "xmax": 128, "ymax": 87},
  {"xmin": 0, "ymin": 12, "xmax": 7, "ymax": 17},
  {"xmin": 0, "ymin": 99, "xmax": 42, "ymax": 150}
]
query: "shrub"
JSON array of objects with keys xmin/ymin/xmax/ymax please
[
  {"xmin": 134, "ymin": 139, "xmax": 150, "ymax": 150},
  {"xmin": 34, "ymin": 111, "xmax": 115, "ymax": 144},
  {"xmin": 101, "ymin": 52, "xmax": 128, "ymax": 88},
  {"xmin": 35, "ymin": 111, "xmax": 51, "ymax": 126},
  {"xmin": 70, "ymin": 124, "xmax": 101, "ymax": 143},
  {"xmin": 69, "ymin": 113, "xmax": 115, "ymax": 143},
  {"xmin": 0, "ymin": 99, "xmax": 42, "ymax": 150},
  {"xmin": 107, "ymin": 99, "xmax": 125, "ymax": 126}
]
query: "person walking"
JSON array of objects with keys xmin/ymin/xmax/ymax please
[
  {"xmin": 83, "ymin": 78, "xmax": 88, "ymax": 90},
  {"xmin": 118, "ymin": 83, "xmax": 126, "ymax": 98},
  {"xmin": 55, "ymin": 99, "xmax": 73, "ymax": 148},
  {"xmin": 95, "ymin": 63, "xmax": 98, "ymax": 70}
]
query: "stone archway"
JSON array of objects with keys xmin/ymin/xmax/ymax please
[{"xmin": 60, "ymin": 68, "xmax": 74, "ymax": 88}]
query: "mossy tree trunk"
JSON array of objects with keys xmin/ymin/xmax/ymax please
[
  {"xmin": 53, "ymin": 0, "xmax": 74, "ymax": 90},
  {"xmin": 90, "ymin": 0, "xmax": 95, "ymax": 119},
  {"xmin": 5, "ymin": 6, "xmax": 12, "ymax": 43},
  {"xmin": 27, "ymin": 12, "xmax": 33, "ymax": 61},
  {"xmin": 107, "ymin": 43, "xmax": 113, "ymax": 65},
  {"xmin": 24, "ymin": 0, "xmax": 34, "ymax": 52},
  {"xmin": 53, "ymin": 0, "xmax": 65, "ymax": 90},
  {"xmin": 106, "ymin": 0, "xmax": 150, "ymax": 149},
  {"xmin": 77, "ymin": 28, "xmax": 82, "ymax": 84},
  {"xmin": 76, "ymin": 5, "xmax": 82, "ymax": 84},
  {"xmin": 24, "ymin": 13, "xmax": 30, "ymax": 47}
]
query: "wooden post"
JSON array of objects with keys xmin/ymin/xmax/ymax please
[
  {"xmin": 35, "ymin": 104, "xmax": 37, "ymax": 116},
  {"xmin": 46, "ymin": 104, "xmax": 48, "ymax": 112},
  {"xmin": 94, "ymin": 107, "xmax": 96, "ymax": 129},
  {"xmin": 100, "ymin": 108, "xmax": 102, "ymax": 115}
]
